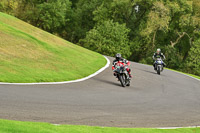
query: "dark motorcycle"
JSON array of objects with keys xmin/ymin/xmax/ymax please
[
  {"xmin": 114, "ymin": 62, "xmax": 130, "ymax": 87},
  {"xmin": 154, "ymin": 58, "xmax": 164, "ymax": 75}
]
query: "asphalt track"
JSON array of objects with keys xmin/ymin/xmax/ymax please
[{"xmin": 0, "ymin": 57, "xmax": 200, "ymax": 128}]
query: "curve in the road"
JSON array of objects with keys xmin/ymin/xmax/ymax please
[
  {"xmin": 0, "ymin": 56, "xmax": 110, "ymax": 85},
  {"xmin": 0, "ymin": 57, "xmax": 200, "ymax": 128}
]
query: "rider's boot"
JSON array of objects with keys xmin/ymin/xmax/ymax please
[
  {"xmin": 126, "ymin": 68, "xmax": 132, "ymax": 78},
  {"xmin": 163, "ymin": 62, "xmax": 166, "ymax": 67},
  {"xmin": 113, "ymin": 73, "xmax": 116, "ymax": 76},
  {"xmin": 128, "ymin": 71, "xmax": 132, "ymax": 78}
]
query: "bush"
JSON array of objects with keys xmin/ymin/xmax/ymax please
[{"xmin": 80, "ymin": 20, "xmax": 131, "ymax": 58}]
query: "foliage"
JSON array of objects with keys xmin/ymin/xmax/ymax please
[
  {"xmin": 0, "ymin": 0, "xmax": 200, "ymax": 76},
  {"xmin": 35, "ymin": 0, "xmax": 71, "ymax": 33},
  {"xmin": 0, "ymin": 0, "xmax": 18, "ymax": 14},
  {"xmin": 141, "ymin": 1, "xmax": 170, "ymax": 48},
  {"xmin": 21, "ymin": 0, "xmax": 71, "ymax": 33},
  {"xmin": 64, "ymin": 0, "xmax": 104, "ymax": 43},
  {"xmin": 80, "ymin": 20, "xmax": 131, "ymax": 58},
  {"xmin": 186, "ymin": 39, "xmax": 200, "ymax": 75}
]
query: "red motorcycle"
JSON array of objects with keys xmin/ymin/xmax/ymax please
[{"xmin": 113, "ymin": 61, "xmax": 130, "ymax": 87}]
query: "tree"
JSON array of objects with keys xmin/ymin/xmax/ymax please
[
  {"xmin": 141, "ymin": 1, "xmax": 170, "ymax": 48},
  {"xmin": 93, "ymin": 0, "xmax": 139, "ymax": 39},
  {"xmin": 0, "ymin": 0, "xmax": 18, "ymax": 14},
  {"xmin": 35, "ymin": 0, "xmax": 71, "ymax": 33},
  {"xmin": 166, "ymin": 0, "xmax": 195, "ymax": 62},
  {"xmin": 93, "ymin": 0, "xmax": 136, "ymax": 24},
  {"xmin": 66, "ymin": 0, "xmax": 104, "ymax": 43},
  {"xmin": 80, "ymin": 20, "xmax": 131, "ymax": 58},
  {"xmin": 186, "ymin": 39, "xmax": 200, "ymax": 75},
  {"xmin": 16, "ymin": 0, "xmax": 72, "ymax": 34}
]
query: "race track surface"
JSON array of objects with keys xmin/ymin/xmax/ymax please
[{"xmin": 0, "ymin": 57, "xmax": 200, "ymax": 127}]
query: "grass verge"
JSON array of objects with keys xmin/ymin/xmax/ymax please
[
  {"xmin": 0, "ymin": 119, "xmax": 200, "ymax": 133},
  {"xmin": 166, "ymin": 68, "xmax": 200, "ymax": 80},
  {"xmin": 0, "ymin": 12, "xmax": 106, "ymax": 83}
]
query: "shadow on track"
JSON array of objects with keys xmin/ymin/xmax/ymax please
[{"xmin": 93, "ymin": 78, "xmax": 121, "ymax": 87}]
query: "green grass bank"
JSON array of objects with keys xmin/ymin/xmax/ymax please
[
  {"xmin": 0, "ymin": 12, "xmax": 106, "ymax": 83},
  {"xmin": 0, "ymin": 119, "xmax": 200, "ymax": 133}
]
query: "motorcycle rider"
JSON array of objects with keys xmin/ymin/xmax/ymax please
[
  {"xmin": 153, "ymin": 48, "xmax": 166, "ymax": 70},
  {"xmin": 112, "ymin": 53, "xmax": 132, "ymax": 78}
]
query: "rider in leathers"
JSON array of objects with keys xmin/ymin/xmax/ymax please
[
  {"xmin": 112, "ymin": 53, "xmax": 132, "ymax": 78},
  {"xmin": 153, "ymin": 48, "xmax": 166, "ymax": 70}
]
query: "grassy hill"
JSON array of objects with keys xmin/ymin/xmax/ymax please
[{"xmin": 0, "ymin": 12, "xmax": 106, "ymax": 83}]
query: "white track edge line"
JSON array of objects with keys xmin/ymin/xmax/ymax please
[
  {"xmin": 157, "ymin": 126, "xmax": 200, "ymax": 129},
  {"xmin": 51, "ymin": 124, "xmax": 200, "ymax": 129},
  {"xmin": 0, "ymin": 56, "xmax": 110, "ymax": 85}
]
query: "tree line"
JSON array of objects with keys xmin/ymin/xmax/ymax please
[{"xmin": 0, "ymin": 0, "xmax": 200, "ymax": 76}]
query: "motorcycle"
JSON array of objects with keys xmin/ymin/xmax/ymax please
[
  {"xmin": 154, "ymin": 58, "xmax": 164, "ymax": 75},
  {"xmin": 113, "ymin": 61, "xmax": 130, "ymax": 87}
]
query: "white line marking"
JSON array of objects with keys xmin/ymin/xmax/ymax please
[
  {"xmin": 0, "ymin": 56, "xmax": 110, "ymax": 85},
  {"xmin": 53, "ymin": 124, "xmax": 60, "ymax": 126},
  {"xmin": 51, "ymin": 124, "xmax": 200, "ymax": 129},
  {"xmin": 157, "ymin": 126, "xmax": 200, "ymax": 129}
]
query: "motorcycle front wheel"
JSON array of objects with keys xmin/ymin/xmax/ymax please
[
  {"xmin": 119, "ymin": 74, "xmax": 126, "ymax": 87},
  {"xmin": 157, "ymin": 66, "xmax": 161, "ymax": 75}
]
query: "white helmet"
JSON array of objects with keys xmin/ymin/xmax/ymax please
[{"xmin": 157, "ymin": 48, "xmax": 161, "ymax": 53}]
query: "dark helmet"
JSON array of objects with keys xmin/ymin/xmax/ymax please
[{"xmin": 115, "ymin": 53, "xmax": 121, "ymax": 60}]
